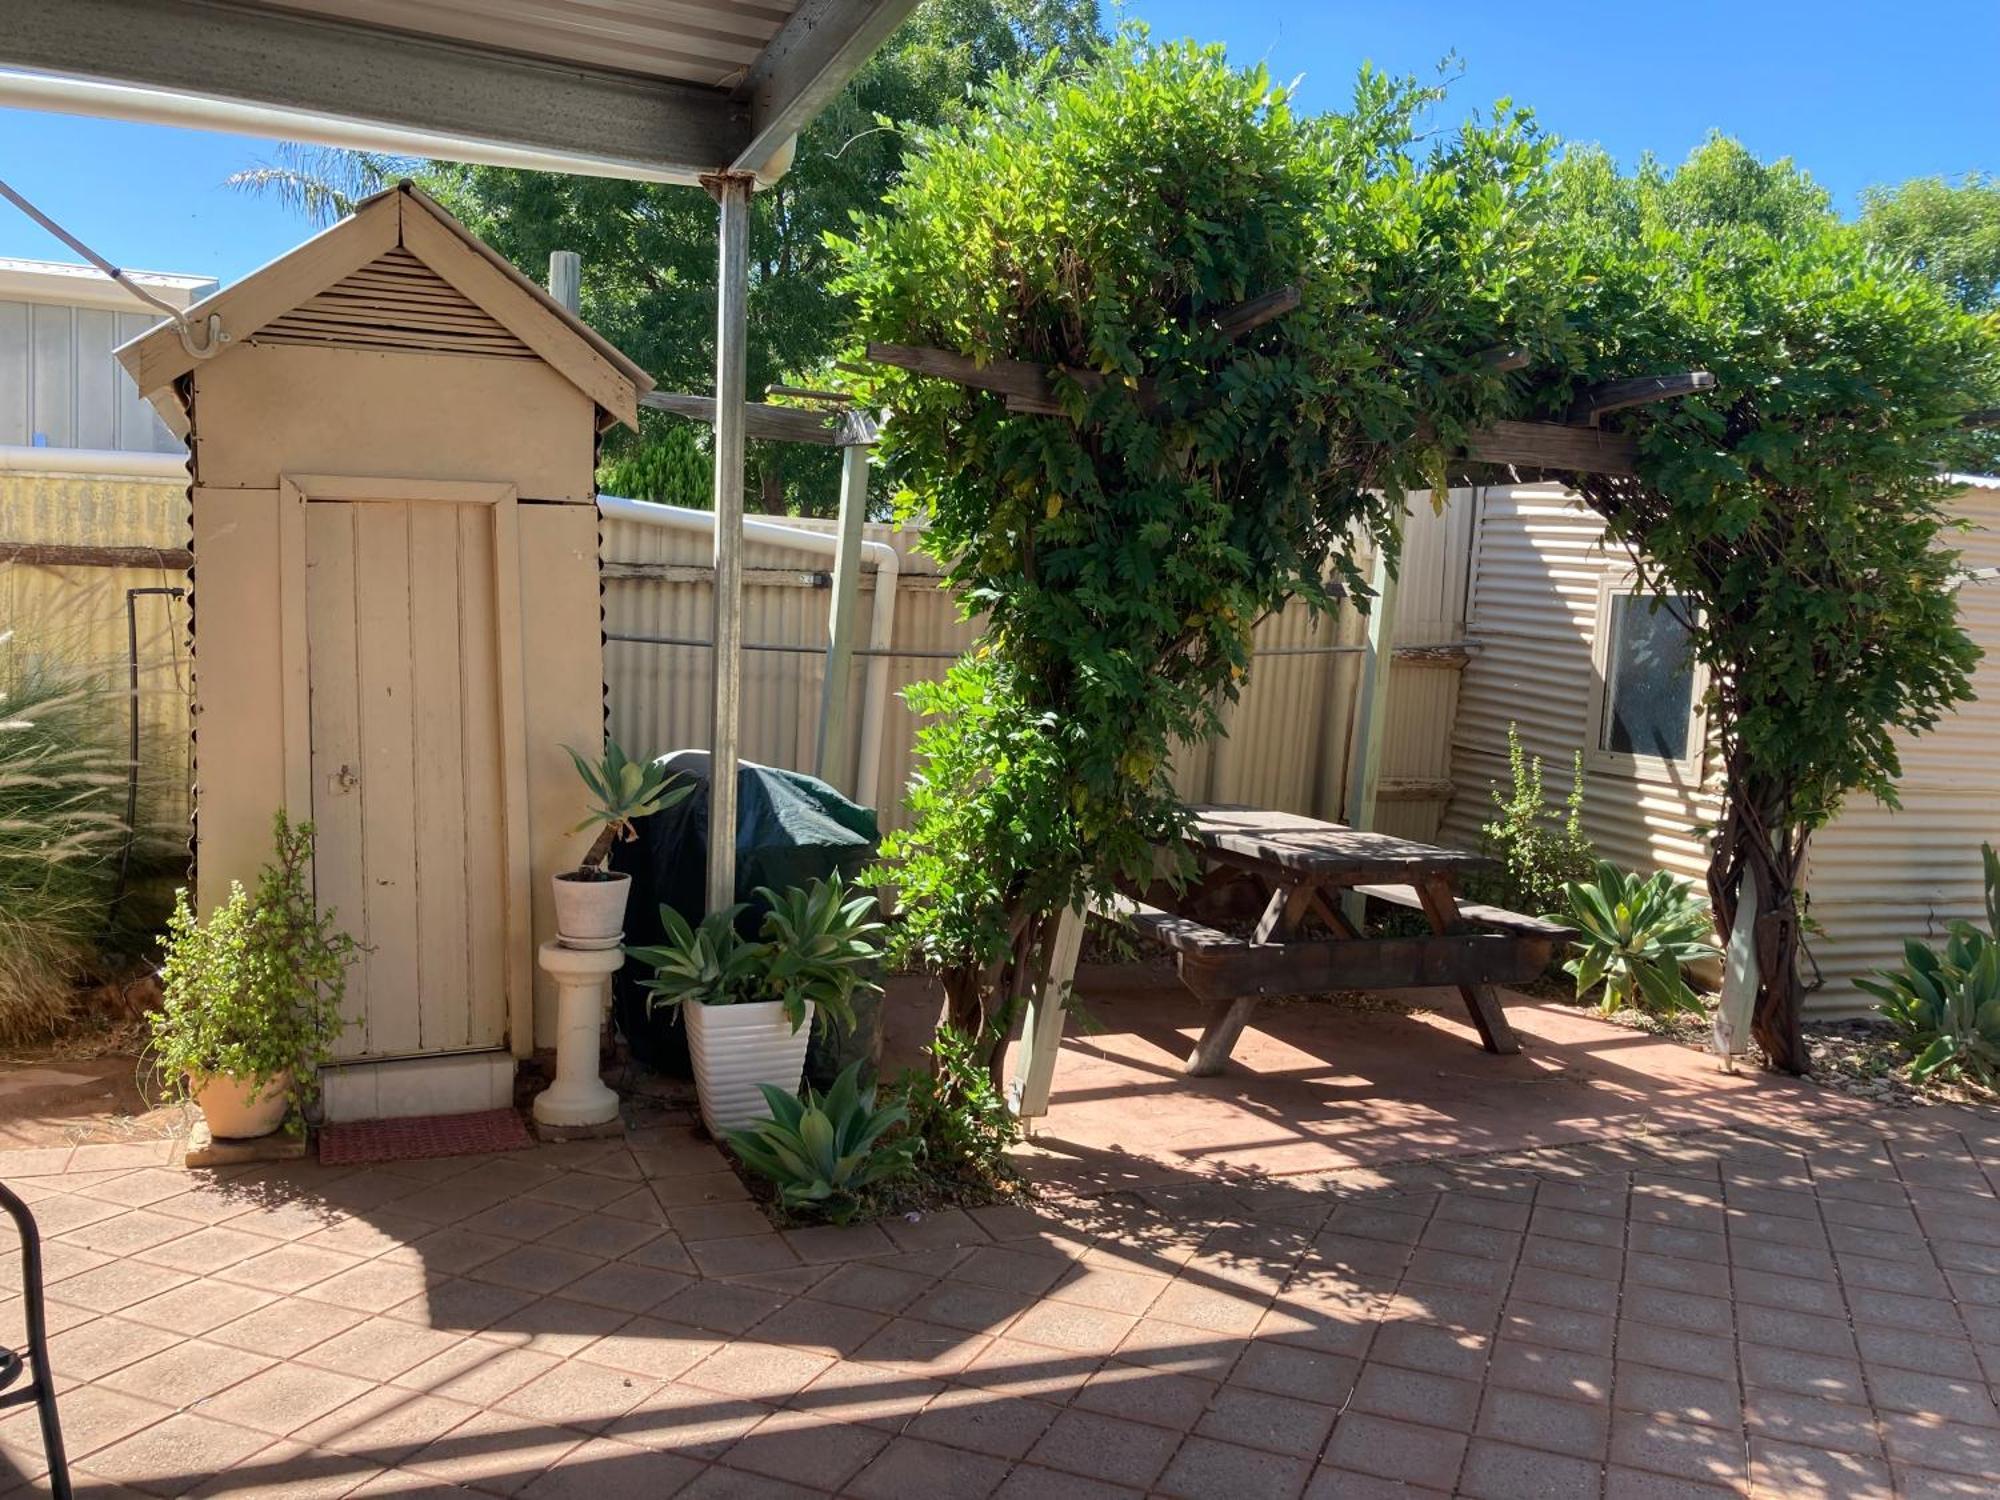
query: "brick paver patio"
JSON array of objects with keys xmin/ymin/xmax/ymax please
[{"xmin": 5, "ymin": 1100, "xmax": 2000, "ymax": 1497}]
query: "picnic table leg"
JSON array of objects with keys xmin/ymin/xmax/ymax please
[
  {"xmin": 1415, "ymin": 879, "xmax": 1521, "ymax": 1055},
  {"xmin": 1186, "ymin": 880, "xmax": 1315, "ymax": 1076},
  {"xmin": 1011, "ymin": 905, "xmax": 1085, "ymax": 1125}
]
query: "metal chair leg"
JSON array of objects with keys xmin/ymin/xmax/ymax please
[{"xmin": 0, "ymin": 1180, "xmax": 72, "ymax": 1500}]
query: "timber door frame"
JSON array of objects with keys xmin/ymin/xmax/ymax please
[{"xmin": 278, "ymin": 474, "xmax": 534, "ymax": 1059}]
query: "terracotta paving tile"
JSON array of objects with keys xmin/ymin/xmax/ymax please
[
  {"xmin": 461, "ymin": 1197, "xmax": 584, "ymax": 1243},
  {"xmin": 99, "ymin": 1337, "xmax": 276, "ymax": 1404},
  {"xmin": 742, "ymin": 1294, "xmax": 885, "ymax": 1358},
  {"xmin": 1230, "ymin": 1339, "xmax": 1360, "ymax": 1406},
  {"xmin": 1158, "ymin": 1434, "xmax": 1312, "ymax": 1500},
  {"xmin": 55, "ymin": 1210, "xmax": 199, "ymax": 1260},
  {"xmin": 1612, "ymin": 1360, "xmax": 1738, "ymax": 1429},
  {"xmin": 1027, "ymin": 1407, "xmax": 1182, "ymax": 1489},
  {"xmin": 1855, "ymin": 1322, "xmax": 1985, "ymax": 1379},
  {"xmin": 1110, "ymin": 1316, "xmax": 1241, "ymax": 1379},
  {"xmin": 1349, "ymin": 1360, "xmax": 1481, "ymax": 1433},
  {"xmin": 1739, "ymin": 1339, "xmax": 1864, "ymax": 1404},
  {"xmin": 1475, "ymin": 1385, "xmax": 1608, "ymax": 1461},
  {"xmin": 291, "ymin": 1385, "xmax": 482, "ymax": 1466},
  {"xmin": 903, "ymin": 1278, "xmax": 1026, "ymax": 1335},
  {"xmin": 197, "ymin": 1360, "xmax": 379, "ymax": 1437},
  {"xmin": 1608, "ymin": 1411, "xmax": 1749, "ymax": 1488},
  {"xmin": 185, "ymin": 1437, "xmax": 378, "ymax": 1499},
  {"xmin": 1002, "ymin": 1295, "xmax": 1135, "ymax": 1354},
  {"xmin": 657, "ymin": 1280, "xmax": 789, "ymax": 1335},
  {"xmin": 1735, "ymin": 1301, "xmax": 1856, "ymax": 1359},
  {"xmin": 295, "ymin": 1314, "xmax": 466, "ymax": 1380},
  {"xmin": 1380, "ymin": 1282, "xmax": 1505, "ymax": 1335},
  {"xmin": 686, "ymin": 1233, "xmax": 802, "ymax": 1278},
  {"xmin": 295, "ymin": 1212, "xmax": 435, "ymax": 1260},
  {"xmin": 493, "ymin": 1359, "xmax": 659, "ymax": 1433},
  {"xmin": 41, "ymin": 1258, "xmax": 192, "ymax": 1315},
  {"xmin": 1198, "ymin": 1382, "xmax": 1336, "ymax": 1457},
  {"xmin": 507, "ymin": 1435, "xmax": 704, "ymax": 1499},
  {"xmin": 401, "ymin": 1226, "xmax": 515, "ymax": 1276},
  {"xmin": 900, "ymin": 1384, "xmax": 1057, "ymax": 1459},
  {"xmin": 719, "ymin": 1407, "xmax": 885, "ymax": 1489},
  {"xmin": 1046, "ymin": 1264, "xmax": 1167, "ymax": 1317},
  {"xmin": 484, "ymin": 1292, "xmax": 629, "ymax": 1358},
  {"xmin": 1458, "ymin": 1436, "xmax": 1601, "ymax": 1500},
  {"xmin": 1615, "ymin": 1319, "xmax": 1738, "ymax": 1382},
  {"xmin": 83, "ymin": 1411, "xmax": 273, "ymax": 1496},
  {"xmin": 789, "ymin": 1358, "xmax": 944, "ymax": 1428},
  {"xmin": 1367, "ymin": 1317, "xmax": 1489, "ymax": 1382},
  {"xmin": 0, "ymin": 1383, "xmax": 175, "ymax": 1465},
  {"xmin": 392, "ymin": 1340, "xmax": 561, "ymax": 1405},
  {"xmin": 397, "ymin": 1274, "xmax": 538, "ymax": 1335},
  {"xmin": 1143, "ymin": 1277, "xmax": 1268, "ymax": 1336},
  {"xmin": 649, "ymin": 1171, "xmax": 753, "ymax": 1210},
  {"xmin": 215, "ymin": 1243, "xmax": 363, "ymax": 1295},
  {"xmin": 121, "ymin": 1278, "xmax": 278, "ymax": 1338},
  {"xmin": 1500, "ymin": 1300, "xmax": 1613, "ymax": 1357},
  {"xmin": 846, "ymin": 1434, "xmax": 1011, "ymax": 1500},
  {"xmin": 1603, "ymin": 1462, "xmax": 1740, "ymax": 1498},
  {"xmin": 683, "ymin": 1340, "xmax": 834, "ymax": 1402},
  {"xmin": 539, "ymin": 1214, "xmax": 665, "ymax": 1262},
  {"xmin": 395, "ymin": 1405, "xmax": 584, "ymax": 1495},
  {"xmin": 953, "ymin": 1332, "xmax": 1101, "ymax": 1397},
  {"xmin": 1321, "ymin": 1411, "xmax": 1468, "ymax": 1491},
  {"xmin": 205, "ymin": 1294, "xmax": 368, "ymax": 1358},
  {"xmin": 664, "ymin": 1203, "xmax": 771, "ymax": 1244},
  {"xmin": 1748, "ymin": 1435, "xmax": 1892, "ymax": 1496},
  {"xmin": 469, "ymin": 1243, "xmax": 602, "ymax": 1296},
  {"xmin": 133, "ymin": 1225, "xmax": 274, "ymax": 1276},
  {"xmin": 1836, "ymin": 1250, "xmax": 1952, "ymax": 1298},
  {"xmin": 879, "ymin": 1207, "xmax": 988, "ymax": 1255},
  {"xmin": 850, "ymin": 1314, "xmax": 990, "ymax": 1377},
  {"xmin": 44, "ymin": 1314, "xmax": 181, "ymax": 1382},
  {"xmin": 605, "ymin": 1379, "xmax": 773, "ymax": 1461}
]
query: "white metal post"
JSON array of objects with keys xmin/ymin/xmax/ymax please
[
  {"xmin": 1342, "ymin": 507, "xmax": 1403, "ymax": 927},
  {"xmin": 815, "ymin": 440, "xmax": 869, "ymax": 790},
  {"xmin": 706, "ymin": 173, "xmax": 753, "ymax": 914},
  {"xmin": 547, "ymin": 249, "xmax": 580, "ymax": 313}
]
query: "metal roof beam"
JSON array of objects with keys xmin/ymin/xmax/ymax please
[
  {"xmin": 732, "ymin": 0, "xmax": 925, "ymax": 177},
  {"xmin": 0, "ymin": 0, "xmax": 751, "ymax": 184}
]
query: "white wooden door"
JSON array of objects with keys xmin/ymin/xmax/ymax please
[{"xmin": 303, "ymin": 497, "xmax": 514, "ymax": 1059}]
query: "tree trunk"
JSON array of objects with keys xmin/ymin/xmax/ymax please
[{"xmin": 1709, "ymin": 778, "xmax": 1810, "ymax": 1075}]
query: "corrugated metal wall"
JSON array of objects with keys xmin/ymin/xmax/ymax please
[
  {"xmin": 0, "ymin": 469, "xmax": 192, "ymax": 850},
  {"xmin": 1443, "ymin": 481, "xmax": 2000, "ymax": 1019},
  {"xmin": 1802, "ymin": 485, "xmax": 2000, "ymax": 1015},
  {"xmin": 0, "ymin": 301, "xmax": 184, "ymax": 453}
]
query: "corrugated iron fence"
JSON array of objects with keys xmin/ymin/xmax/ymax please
[{"xmin": 5, "ymin": 469, "xmax": 1476, "ymax": 854}]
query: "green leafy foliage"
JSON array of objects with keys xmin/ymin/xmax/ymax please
[
  {"xmin": 627, "ymin": 876, "xmax": 885, "ymax": 1034},
  {"xmin": 0, "ymin": 647, "xmax": 124, "ymax": 1042},
  {"xmin": 1861, "ymin": 172, "xmax": 2000, "ymax": 314},
  {"xmin": 565, "ymin": 738, "xmax": 690, "ymax": 869},
  {"xmin": 1857, "ymin": 844, "xmax": 2000, "ymax": 1086},
  {"xmin": 1562, "ymin": 861, "xmax": 1721, "ymax": 1016},
  {"xmin": 148, "ymin": 813, "xmax": 358, "ymax": 1124},
  {"xmin": 893, "ymin": 1025, "xmax": 1022, "ymax": 1194},
  {"xmin": 725, "ymin": 1062, "xmax": 915, "ymax": 1223},
  {"xmin": 595, "ymin": 421, "xmax": 710, "ymax": 508},
  {"xmin": 1468, "ymin": 723, "xmax": 1595, "ymax": 918},
  {"xmin": 839, "ymin": 36, "xmax": 1559, "ymax": 1029}
]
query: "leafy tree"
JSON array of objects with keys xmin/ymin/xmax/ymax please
[
  {"xmin": 1535, "ymin": 137, "xmax": 2000, "ymax": 1071},
  {"xmin": 835, "ymin": 35, "xmax": 1562, "ymax": 1064},
  {"xmin": 1861, "ymin": 172, "xmax": 2000, "ymax": 313},
  {"xmin": 229, "ymin": 0, "xmax": 1106, "ymax": 514}
]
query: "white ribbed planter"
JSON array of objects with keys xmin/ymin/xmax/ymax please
[
  {"xmin": 685, "ymin": 998, "xmax": 814, "ymax": 1137},
  {"xmin": 193, "ymin": 1070, "xmax": 291, "ymax": 1139}
]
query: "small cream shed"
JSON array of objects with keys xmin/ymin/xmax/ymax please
[{"xmin": 118, "ymin": 183, "xmax": 652, "ymax": 1119}]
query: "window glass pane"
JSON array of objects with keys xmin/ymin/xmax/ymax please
[{"xmin": 1601, "ymin": 594, "xmax": 1695, "ymax": 760}]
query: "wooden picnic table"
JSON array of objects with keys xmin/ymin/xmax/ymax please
[{"xmin": 1106, "ymin": 805, "xmax": 1576, "ymax": 1076}]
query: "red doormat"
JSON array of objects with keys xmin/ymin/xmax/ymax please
[{"xmin": 318, "ymin": 1107, "xmax": 534, "ymax": 1166}]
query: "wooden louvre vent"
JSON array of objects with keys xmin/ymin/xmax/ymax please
[{"xmin": 246, "ymin": 246, "xmax": 535, "ymax": 360}]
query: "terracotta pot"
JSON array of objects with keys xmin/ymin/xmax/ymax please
[
  {"xmin": 685, "ymin": 998, "xmax": 814, "ymax": 1137},
  {"xmin": 552, "ymin": 870, "xmax": 631, "ymax": 949},
  {"xmin": 193, "ymin": 1070, "xmax": 291, "ymax": 1139}
]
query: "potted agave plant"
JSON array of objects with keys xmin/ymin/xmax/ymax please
[
  {"xmin": 149, "ymin": 812, "xmax": 356, "ymax": 1138},
  {"xmin": 628, "ymin": 875, "xmax": 884, "ymax": 1135},
  {"xmin": 555, "ymin": 738, "xmax": 690, "ymax": 947}
]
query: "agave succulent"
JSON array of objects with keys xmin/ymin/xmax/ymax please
[
  {"xmin": 565, "ymin": 738, "xmax": 690, "ymax": 869},
  {"xmin": 1561, "ymin": 860, "xmax": 1721, "ymax": 1016},
  {"xmin": 725, "ymin": 1062, "xmax": 914, "ymax": 1222},
  {"xmin": 1856, "ymin": 843, "xmax": 2000, "ymax": 1086}
]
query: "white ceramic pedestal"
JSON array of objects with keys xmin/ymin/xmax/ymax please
[{"xmin": 533, "ymin": 939, "xmax": 624, "ymax": 1129}]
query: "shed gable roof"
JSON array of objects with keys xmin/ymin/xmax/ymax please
[{"xmin": 116, "ymin": 182, "xmax": 650, "ymax": 432}]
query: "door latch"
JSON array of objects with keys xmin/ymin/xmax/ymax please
[{"xmin": 331, "ymin": 763, "xmax": 359, "ymax": 794}]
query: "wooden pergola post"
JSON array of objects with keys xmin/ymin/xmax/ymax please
[
  {"xmin": 1341, "ymin": 508, "xmax": 1403, "ymax": 927},
  {"xmin": 705, "ymin": 171, "xmax": 754, "ymax": 915},
  {"xmin": 816, "ymin": 439, "xmax": 870, "ymax": 786}
]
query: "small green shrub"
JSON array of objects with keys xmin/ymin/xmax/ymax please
[
  {"xmin": 895, "ymin": 1024, "xmax": 1021, "ymax": 1195},
  {"xmin": 0, "ymin": 648, "xmax": 126, "ymax": 1042},
  {"xmin": 564, "ymin": 737, "xmax": 689, "ymax": 871},
  {"xmin": 1562, "ymin": 860, "xmax": 1720, "ymax": 1016},
  {"xmin": 628, "ymin": 875, "xmax": 885, "ymax": 1034},
  {"xmin": 595, "ymin": 420, "xmax": 710, "ymax": 508},
  {"xmin": 1470, "ymin": 724, "xmax": 1596, "ymax": 917},
  {"xmin": 725, "ymin": 1061, "xmax": 914, "ymax": 1224},
  {"xmin": 148, "ymin": 812, "xmax": 358, "ymax": 1125},
  {"xmin": 1858, "ymin": 843, "xmax": 2000, "ymax": 1087}
]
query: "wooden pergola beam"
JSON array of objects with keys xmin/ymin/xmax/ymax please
[
  {"xmin": 1568, "ymin": 371, "xmax": 1715, "ymax": 425},
  {"xmin": 1457, "ymin": 420, "xmax": 1638, "ymax": 477},
  {"xmin": 641, "ymin": 390, "xmax": 867, "ymax": 447}
]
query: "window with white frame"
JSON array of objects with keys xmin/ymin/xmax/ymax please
[{"xmin": 1589, "ymin": 580, "xmax": 1703, "ymax": 774}]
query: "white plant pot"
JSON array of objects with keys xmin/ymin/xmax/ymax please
[
  {"xmin": 685, "ymin": 998, "xmax": 814, "ymax": 1137},
  {"xmin": 552, "ymin": 871, "xmax": 631, "ymax": 948},
  {"xmin": 193, "ymin": 1070, "xmax": 291, "ymax": 1139}
]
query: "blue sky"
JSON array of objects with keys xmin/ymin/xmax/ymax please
[{"xmin": 0, "ymin": 1, "xmax": 1993, "ymax": 286}]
